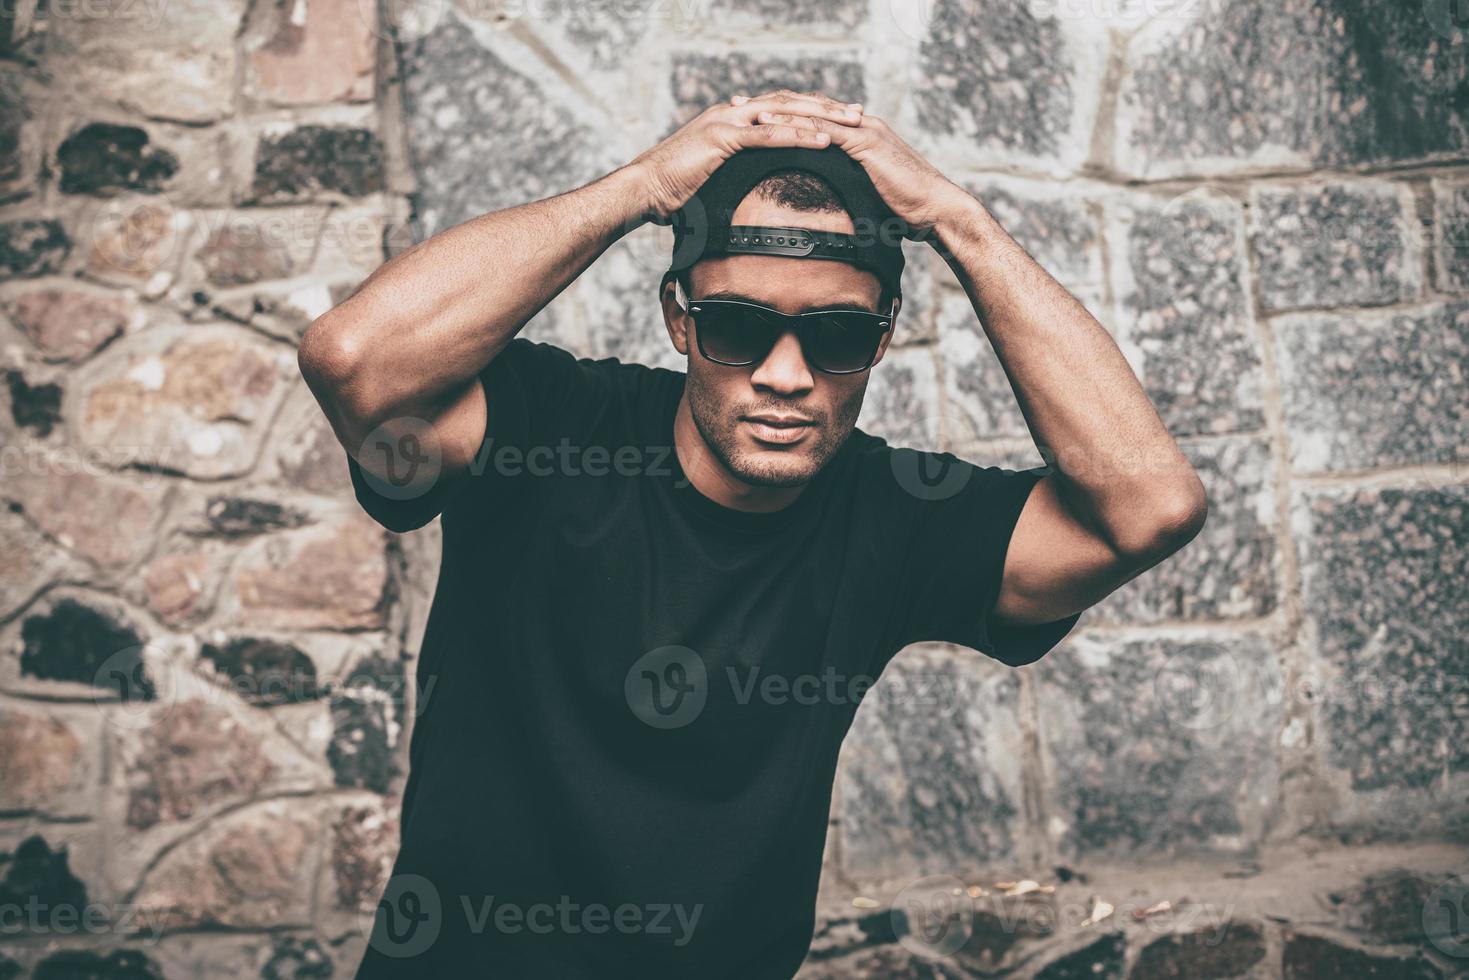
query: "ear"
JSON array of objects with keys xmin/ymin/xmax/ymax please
[{"xmin": 660, "ymin": 274, "xmax": 691, "ymax": 356}]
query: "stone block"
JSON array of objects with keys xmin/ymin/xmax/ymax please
[
  {"xmin": 0, "ymin": 463, "xmax": 166, "ymax": 570},
  {"xmin": 131, "ymin": 800, "xmax": 319, "ymax": 931},
  {"xmin": 1093, "ymin": 437, "xmax": 1277, "ymax": 625},
  {"xmin": 1130, "ymin": 919, "xmax": 1267, "ymax": 980},
  {"xmin": 1281, "ymin": 931, "xmax": 1442, "ymax": 980},
  {"xmin": 55, "ymin": 122, "xmax": 179, "ymax": 196},
  {"xmin": 909, "ymin": 0, "xmax": 1104, "ymax": 175},
  {"xmin": 0, "ymin": 219, "xmax": 70, "ymax": 278},
  {"xmin": 49, "ymin": 0, "xmax": 248, "ymax": 124},
  {"xmin": 0, "ymin": 514, "xmax": 82, "ymax": 620},
  {"xmin": 1274, "ymin": 303, "xmax": 1468, "ymax": 475},
  {"xmin": 1251, "ymin": 181, "xmax": 1420, "ymax": 313},
  {"xmin": 935, "ymin": 288, "xmax": 1028, "ymax": 444},
  {"xmin": 0, "ymin": 703, "xmax": 101, "ymax": 818},
  {"xmin": 838, "ymin": 644, "xmax": 1028, "ymax": 879},
  {"xmin": 72, "ymin": 323, "xmax": 297, "ymax": 480},
  {"xmin": 400, "ymin": 19, "xmax": 614, "ymax": 236},
  {"xmin": 246, "ymin": 0, "xmax": 376, "ymax": 106},
  {"xmin": 187, "ymin": 207, "xmax": 326, "ymax": 288},
  {"xmin": 1034, "ymin": 631, "xmax": 1283, "ymax": 858},
  {"xmin": 857, "ymin": 343, "xmax": 942, "ymax": 449},
  {"xmin": 228, "ymin": 511, "xmax": 389, "ymax": 630},
  {"xmin": 1107, "ymin": 190, "xmax": 1264, "ymax": 437},
  {"xmin": 4, "ymin": 369, "xmax": 62, "ymax": 435},
  {"xmin": 4, "ymin": 282, "xmax": 141, "ymax": 362},
  {"xmin": 7, "ymin": 594, "xmax": 151, "ymax": 700},
  {"xmin": 1115, "ymin": 0, "xmax": 1469, "ymax": 178},
  {"xmin": 252, "ymin": 126, "xmax": 384, "ymax": 202},
  {"xmin": 1292, "ymin": 483, "xmax": 1469, "ymax": 833},
  {"xmin": 670, "ymin": 52, "xmax": 865, "ymax": 127},
  {"xmin": 1433, "ymin": 178, "xmax": 1469, "ymax": 294}
]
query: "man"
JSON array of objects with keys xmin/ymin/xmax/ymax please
[{"xmin": 299, "ymin": 89, "xmax": 1207, "ymax": 978}]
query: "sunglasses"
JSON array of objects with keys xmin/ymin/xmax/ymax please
[{"xmin": 684, "ymin": 296, "xmax": 895, "ymax": 375}]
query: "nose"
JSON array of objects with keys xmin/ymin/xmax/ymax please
[{"xmin": 748, "ymin": 329, "xmax": 815, "ymax": 395}]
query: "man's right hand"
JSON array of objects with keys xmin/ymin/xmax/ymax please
[{"xmin": 627, "ymin": 92, "xmax": 867, "ymax": 225}]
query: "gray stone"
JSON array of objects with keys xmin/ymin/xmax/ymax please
[
  {"xmin": 1432, "ymin": 178, "xmax": 1469, "ymax": 295},
  {"xmin": 1293, "ymin": 484, "xmax": 1468, "ymax": 811},
  {"xmin": 838, "ymin": 644, "xmax": 1027, "ymax": 879},
  {"xmin": 1093, "ymin": 438, "xmax": 1278, "ymax": 625},
  {"xmin": 1274, "ymin": 303, "xmax": 1469, "ymax": 475},
  {"xmin": 858, "ymin": 344, "xmax": 942, "ymax": 449},
  {"xmin": 1116, "ymin": 0, "xmax": 1469, "ymax": 178},
  {"xmin": 1252, "ymin": 181, "xmax": 1420, "ymax": 313},
  {"xmin": 912, "ymin": 0, "xmax": 1077, "ymax": 164},
  {"xmin": 0, "ymin": 70, "xmax": 29, "ymax": 200},
  {"xmin": 252, "ymin": 126, "xmax": 384, "ymax": 202},
  {"xmin": 670, "ymin": 53, "xmax": 865, "ymax": 129},
  {"xmin": 1108, "ymin": 191, "xmax": 1264, "ymax": 437},
  {"xmin": 1035, "ymin": 632, "xmax": 1283, "ymax": 857},
  {"xmin": 967, "ymin": 182, "xmax": 1103, "ymax": 299},
  {"xmin": 721, "ymin": 0, "xmax": 866, "ymax": 32},
  {"xmin": 0, "ymin": 219, "xmax": 70, "ymax": 278},
  {"xmin": 400, "ymin": 19, "xmax": 614, "ymax": 237},
  {"xmin": 485, "ymin": 0, "xmax": 657, "ymax": 71},
  {"xmin": 936, "ymin": 288, "xmax": 1028, "ymax": 444}
]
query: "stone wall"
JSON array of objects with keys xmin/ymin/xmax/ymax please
[{"xmin": 0, "ymin": 0, "xmax": 1465, "ymax": 977}]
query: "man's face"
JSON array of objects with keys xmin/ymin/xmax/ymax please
[{"xmin": 660, "ymin": 196, "xmax": 897, "ymax": 489}]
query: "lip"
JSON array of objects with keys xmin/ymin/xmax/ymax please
[{"xmin": 742, "ymin": 415, "xmax": 815, "ymax": 446}]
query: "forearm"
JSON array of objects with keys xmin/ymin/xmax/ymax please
[
  {"xmin": 933, "ymin": 194, "xmax": 1205, "ymax": 558},
  {"xmin": 300, "ymin": 164, "xmax": 650, "ymax": 427}
]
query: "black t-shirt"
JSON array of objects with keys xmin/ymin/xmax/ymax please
[{"xmin": 348, "ymin": 338, "xmax": 1079, "ymax": 979}]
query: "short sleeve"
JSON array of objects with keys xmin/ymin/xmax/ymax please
[
  {"xmin": 345, "ymin": 338, "xmax": 606, "ymax": 532},
  {"xmin": 880, "ymin": 449, "xmax": 1081, "ymax": 668}
]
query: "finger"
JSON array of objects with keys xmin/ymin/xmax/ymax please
[
  {"xmin": 735, "ymin": 92, "xmax": 862, "ymax": 126},
  {"xmin": 755, "ymin": 113, "xmax": 864, "ymax": 151},
  {"xmin": 738, "ymin": 122, "xmax": 831, "ymax": 148},
  {"xmin": 755, "ymin": 109, "xmax": 862, "ymax": 130}
]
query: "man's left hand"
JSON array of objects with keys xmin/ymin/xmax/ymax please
[{"xmin": 730, "ymin": 89, "xmax": 973, "ymax": 240}]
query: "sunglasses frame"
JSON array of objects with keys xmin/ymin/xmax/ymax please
[{"xmin": 680, "ymin": 289, "xmax": 896, "ymax": 376}]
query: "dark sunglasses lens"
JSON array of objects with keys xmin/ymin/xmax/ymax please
[
  {"xmin": 693, "ymin": 304, "xmax": 781, "ymax": 365},
  {"xmin": 803, "ymin": 313, "xmax": 885, "ymax": 372}
]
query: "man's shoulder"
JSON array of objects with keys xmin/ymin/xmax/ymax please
[{"xmin": 500, "ymin": 336, "xmax": 684, "ymax": 390}]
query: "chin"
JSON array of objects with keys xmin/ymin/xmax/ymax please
[{"xmin": 726, "ymin": 446, "xmax": 822, "ymax": 488}]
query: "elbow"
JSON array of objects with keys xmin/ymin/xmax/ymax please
[
  {"xmin": 298, "ymin": 314, "xmax": 381, "ymax": 425},
  {"xmin": 1112, "ymin": 474, "xmax": 1208, "ymax": 564}
]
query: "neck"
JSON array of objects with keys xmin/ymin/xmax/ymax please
[{"xmin": 673, "ymin": 394, "xmax": 806, "ymax": 513}]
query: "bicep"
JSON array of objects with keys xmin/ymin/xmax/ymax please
[{"xmin": 993, "ymin": 474, "xmax": 1158, "ymax": 625}]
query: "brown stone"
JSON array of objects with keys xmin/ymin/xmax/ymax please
[
  {"xmin": 1, "ymin": 467, "xmax": 164, "ymax": 570},
  {"xmin": 0, "ymin": 708, "xmax": 85, "ymax": 813},
  {"xmin": 192, "ymin": 209, "xmax": 323, "ymax": 287},
  {"xmin": 132, "ymin": 801, "xmax": 315, "ymax": 929},
  {"xmin": 249, "ymin": 0, "xmax": 376, "ymax": 106},
  {"xmin": 85, "ymin": 200, "xmax": 183, "ymax": 288},
  {"xmin": 77, "ymin": 327, "xmax": 294, "ymax": 479},
  {"xmin": 233, "ymin": 512, "xmax": 387, "ymax": 629},
  {"xmin": 1282, "ymin": 932, "xmax": 1442, "ymax": 980},
  {"xmin": 0, "ymin": 515, "xmax": 78, "ymax": 619},
  {"xmin": 9, "ymin": 286, "xmax": 136, "ymax": 362},
  {"xmin": 275, "ymin": 398, "xmax": 351, "ymax": 496},
  {"xmin": 123, "ymin": 700, "xmax": 275, "ymax": 830},
  {"xmin": 330, "ymin": 802, "xmax": 397, "ymax": 911},
  {"xmin": 142, "ymin": 550, "xmax": 211, "ymax": 623},
  {"xmin": 1131, "ymin": 920, "xmax": 1267, "ymax": 979}
]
